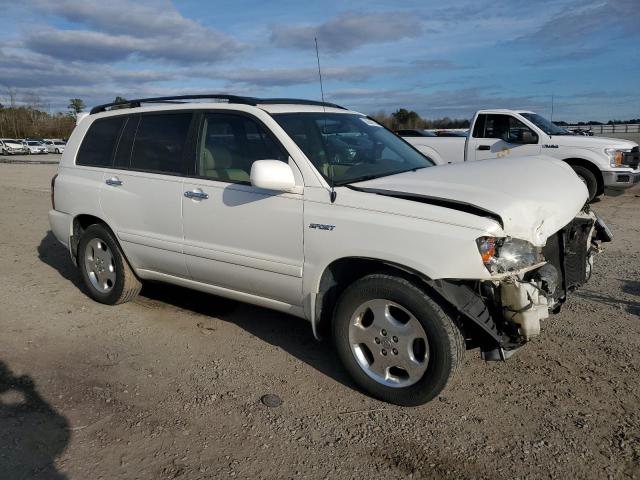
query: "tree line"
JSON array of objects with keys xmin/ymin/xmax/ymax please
[
  {"xmin": 0, "ymin": 91, "xmax": 636, "ymax": 140},
  {"xmin": 0, "ymin": 90, "xmax": 87, "ymax": 139},
  {"xmin": 370, "ymin": 108, "xmax": 470, "ymax": 130}
]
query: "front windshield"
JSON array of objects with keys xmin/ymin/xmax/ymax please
[
  {"xmin": 273, "ymin": 113, "xmax": 434, "ymax": 185},
  {"xmin": 27, "ymin": 141, "xmax": 42, "ymax": 146},
  {"xmin": 520, "ymin": 113, "xmax": 570, "ymax": 135}
]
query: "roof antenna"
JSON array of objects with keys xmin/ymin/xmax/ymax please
[{"xmin": 315, "ymin": 37, "xmax": 336, "ymax": 203}]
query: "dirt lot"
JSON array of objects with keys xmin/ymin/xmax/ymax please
[{"xmin": 0, "ymin": 163, "xmax": 638, "ymax": 480}]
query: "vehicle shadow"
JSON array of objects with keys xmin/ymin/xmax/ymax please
[
  {"xmin": 140, "ymin": 282, "xmax": 355, "ymax": 390},
  {"xmin": 37, "ymin": 230, "xmax": 84, "ymax": 290},
  {"xmin": 574, "ymin": 281, "xmax": 640, "ymax": 316},
  {"xmin": 0, "ymin": 360, "xmax": 70, "ymax": 479},
  {"xmin": 37, "ymin": 230, "xmax": 355, "ymax": 391}
]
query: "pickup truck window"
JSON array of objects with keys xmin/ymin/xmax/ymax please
[
  {"xmin": 520, "ymin": 113, "xmax": 570, "ymax": 135},
  {"xmin": 197, "ymin": 113, "xmax": 288, "ymax": 183},
  {"xmin": 476, "ymin": 114, "xmax": 535, "ymax": 142},
  {"xmin": 274, "ymin": 113, "xmax": 433, "ymax": 185}
]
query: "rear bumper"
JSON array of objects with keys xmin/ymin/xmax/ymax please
[
  {"xmin": 603, "ymin": 169, "xmax": 640, "ymax": 188},
  {"xmin": 48, "ymin": 209, "xmax": 72, "ymax": 248}
]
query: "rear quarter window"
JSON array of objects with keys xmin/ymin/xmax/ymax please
[{"xmin": 77, "ymin": 117, "xmax": 125, "ymax": 167}]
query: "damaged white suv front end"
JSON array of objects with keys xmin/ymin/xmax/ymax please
[
  {"xmin": 475, "ymin": 208, "xmax": 611, "ymax": 359},
  {"xmin": 346, "ymin": 154, "xmax": 612, "ymax": 362}
]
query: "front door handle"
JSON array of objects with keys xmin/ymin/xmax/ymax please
[
  {"xmin": 105, "ymin": 177, "xmax": 123, "ymax": 186},
  {"xmin": 477, "ymin": 145, "xmax": 491, "ymax": 151},
  {"xmin": 184, "ymin": 190, "xmax": 209, "ymax": 200}
]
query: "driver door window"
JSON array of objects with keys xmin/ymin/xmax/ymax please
[{"xmin": 197, "ymin": 113, "xmax": 287, "ymax": 183}]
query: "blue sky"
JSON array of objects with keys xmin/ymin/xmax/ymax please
[{"xmin": 0, "ymin": 0, "xmax": 638, "ymax": 121}]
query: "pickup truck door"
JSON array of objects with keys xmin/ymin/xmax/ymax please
[
  {"xmin": 469, "ymin": 114, "xmax": 541, "ymax": 161},
  {"xmin": 181, "ymin": 111, "xmax": 304, "ymax": 306}
]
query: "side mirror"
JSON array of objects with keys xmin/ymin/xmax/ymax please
[{"xmin": 250, "ymin": 160, "xmax": 297, "ymax": 192}]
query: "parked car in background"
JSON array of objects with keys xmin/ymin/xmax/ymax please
[
  {"xmin": 430, "ymin": 129, "xmax": 468, "ymax": 137},
  {"xmin": 22, "ymin": 140, "xmax": 49, "ymax": 154},
  {"xmin": 49, "ymin": 94, "xmax": 612, "ymax": 406},
  {"xmin": 1, "ymin": 138, "xmax": 27, "ymax": 155},
  {"xmin": 568, "ymin": 128, "xmax": 594, "ymax": 136},
  {"xmin": 44, "ymin": 139, "xmax": 66, "ymax": 153},
  {"xmin": 394, "ymin": 129, "xmax": 436, "ymax": 137},
  {"xmin": 401, "ymin": 109, "xmax": 640, "ymax": 200}
]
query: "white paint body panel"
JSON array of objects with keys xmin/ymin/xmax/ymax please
[{"xmin": 50, "ymin": 102, "xmax": 592, "ymax": 327}]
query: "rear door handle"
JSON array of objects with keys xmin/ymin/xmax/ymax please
[
  {"xmin": 184, "ymin": 190, "xmax": 209, "ymax": 200},
  {"xmin": 105, "ymin": 177, "xmax": 123, "ymax": 186},
  {"xmin": 477, "ymin": 145, "xmax": 491, "ymax": 151}
]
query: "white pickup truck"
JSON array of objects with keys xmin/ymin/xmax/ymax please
[{"xmin": 400, "ymin": 109, "xmax": 640, "ymax": 201}]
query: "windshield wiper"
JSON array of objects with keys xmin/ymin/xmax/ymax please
[{"xmin": 335, "ymin": 166, "xmax": 429, "ymax": 187}]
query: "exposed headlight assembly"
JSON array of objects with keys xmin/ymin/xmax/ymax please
[{"xmin": 476, "ymin": 237, "xmax": 544, "ymax": 274}]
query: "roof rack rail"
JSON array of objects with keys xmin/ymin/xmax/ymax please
[{"xmin": 89, "ymin": 95, "xmax": 346, "ymax": 114}]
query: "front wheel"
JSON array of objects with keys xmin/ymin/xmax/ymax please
[
  {"xmin": 333, "ymin": 274, "xmax": 464, "ymax": 406},
  {"xmin": 77, "ymin": 224, "xmax": 142, "ymax": 305}
]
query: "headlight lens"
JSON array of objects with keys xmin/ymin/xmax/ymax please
[
  {"xmin": 476, "ymin": 237, "xmax": 544, "ymax": 274},
  {"xmin": 605, "ymin": 148, "xmax": 624, "ymax": 167}
]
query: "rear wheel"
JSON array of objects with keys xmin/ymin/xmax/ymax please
[
  {"xmin": 78, "ymin": 224, "xmax": 141, "ymax": 305},
  {"xmin": 333, "ymin": 274, "xmax": 464, "ymax": 406},
  {"xmin": 571, "ymin": 165, "xmax": 598, "ymax": 201}
]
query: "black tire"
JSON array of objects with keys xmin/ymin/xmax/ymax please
[
  {"xmin": 77, "ymin": 224, "xmax": 142, "ymax": 305},
  {"xmin": 571, "ymin": 165, "xmax": 598, "ymax": 201},
  {"xmin": 333, "ymin": 274, "xmax": 464, "ymax": 406}
]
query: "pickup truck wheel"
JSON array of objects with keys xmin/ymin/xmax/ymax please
[
  {"xmin": 333, "ymin": 274, "xmax": 464, "ymax": 406},
  {"xmin": 571, "ymin": 166, "xmax": 597, "ymax": 201},
  {"xmin": 78, "ymin": 224, "xmax": 142, "ymax": 305}
]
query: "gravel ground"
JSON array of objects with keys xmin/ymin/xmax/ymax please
[
  {"xmin": 0, "ymin": 163, "xmax": 638, "ymax": 480},
  {"xmin": 0, "ymin": 153, "xmax": 61, "ymax": 164}
]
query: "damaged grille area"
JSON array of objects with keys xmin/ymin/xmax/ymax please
[{"xmin": 542, "ymin": 216, "xmax": 594, "ymax": 303}]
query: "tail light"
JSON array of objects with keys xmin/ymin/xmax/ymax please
[{"xmin": 51, "ymin": 174, "xmax": 58, "ymax": 209}]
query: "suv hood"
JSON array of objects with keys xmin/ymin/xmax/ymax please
[{"xmin": 352, "ymin": 156, "xmax": 587, "ymax": 246}]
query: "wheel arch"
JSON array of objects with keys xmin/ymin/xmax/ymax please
[
  {"xmin": 563, "ymin": 157, "xmax": 604, "ymax": 195},
  {"xmin": 71, "ymin": 214, "xmax": 118, "ymax": 264},
  {"xmin": 312, "ymin": 256, "xmax": 500, "ymax": 350}
]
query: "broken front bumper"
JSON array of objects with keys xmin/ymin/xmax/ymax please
[{"xmin": 482, "ymin": 210, "xmax": 611, "ymax": 360}]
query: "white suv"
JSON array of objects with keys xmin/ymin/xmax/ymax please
[{"xmin": 49, "ymin": 95, "xmax": 611, "ymax": 405}]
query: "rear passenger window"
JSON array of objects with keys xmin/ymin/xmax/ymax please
[
  {"xmin": 77, "ymin": 117, "xmax": 125, "ymax": 167},
  {"xmin": 114, "ymin": 116, "xmax": 139, "ymax": 168},
  {"xmin": 130, "ymin": 113, "xmax": 192, "ymax": 174},
  {"xmin": 197, "ymin": 113, "xmax": 287, "ymax": 183}
]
